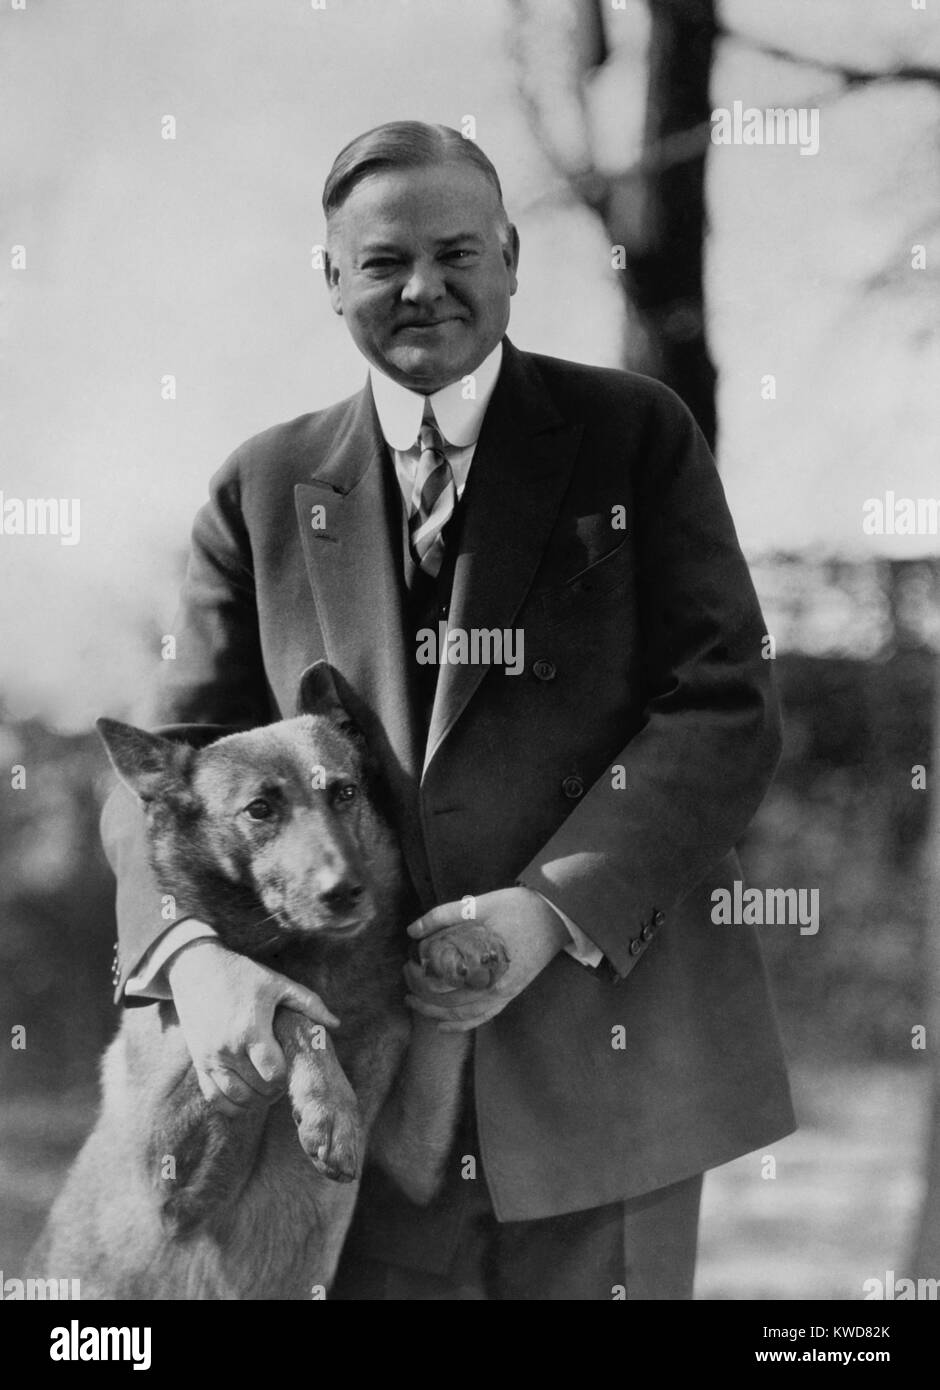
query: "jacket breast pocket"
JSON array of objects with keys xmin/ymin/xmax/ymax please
[{"xmin": 535, "ymin": 539, "xmax": 632, "ymax": 629}]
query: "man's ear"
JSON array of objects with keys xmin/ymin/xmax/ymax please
[
  {"xmin": 96, "ymin": 718, "xmax": 194, "ymax": 804},
  {"xmin": 504, "ymin": 223, "xmax": 520, "ymax": 294},
  {"xmin": 323, "ymin": 246, "xmax": 343, "ymax": 316}
]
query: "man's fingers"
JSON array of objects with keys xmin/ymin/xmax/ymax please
[
  {"xmin": 246, "ymin": 1040, "xmax": 287, "ymax": 1095},
  {"xmin": 195, "ymin": 1068, "xmax": 249, "ymax": 1118},
  {"xmin": 406, "ymin": 901, "xmax": 469, "ymax": 939},
  {"xmin": 402, "ymin": 961, "xmax": 462, "ymax": 997},
  {"xmin": 276, "ymin": 979, "xmax": 340, "ymax": 1030},
  {"xmin": 206, "ymin": 1063, "xmax": 268, "ymax": 1108},
  {"xmin": 405, "ymin": 993, "xmax": 495, "ymax": 1023},
  {"xmin": 195, "ymin": 1069, "xmax": 218, "ymax": 1105},
  {"xmin": 403, "ymin": 965, "xmax": 485, "ymax": 1006}
]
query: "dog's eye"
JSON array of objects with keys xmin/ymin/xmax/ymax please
[
  {"xmin": 334, "ymin": 783, "xmax": 358, "ymax": 805},
  {"xmin": 244, "ymin": 798, "xmax": 273, "ymax": 821}
]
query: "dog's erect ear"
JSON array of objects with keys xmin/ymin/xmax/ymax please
[
  {"xmin": 297, "ymin": 660, "xmax": 371, "ymax": 755},
  {"xmin": 296, "ymin": 661, "xmax": 348, "ymax": 719},
  {"xmin": 297, "ymin": 663, "xmax": 393, "ymax": 817},
  {"xmin": 96, "ymin": 718, "xmax": 194, "ymax": 804}
]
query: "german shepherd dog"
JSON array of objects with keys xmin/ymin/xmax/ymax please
[{"xmin": 29, "ymin": 664, "xmax": 507, "ymax": 1299}]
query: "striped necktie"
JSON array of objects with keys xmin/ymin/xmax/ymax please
[{"xmin": 409, "ymin": 413, "xmax": 456, "ymax": 578}]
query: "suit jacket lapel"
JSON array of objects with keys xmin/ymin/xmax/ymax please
[
  {"xmin": 293, "ymin": 384, "xmax": 429, "ymax": 892},
  {"xmin": 423, "ymin": 341, "xmax": 583, "ymax": 777}
]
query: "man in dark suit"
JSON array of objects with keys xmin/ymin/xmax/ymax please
[{"xmin": 103, "ymin": 121, "xmax": 795, "ymax": 1300}]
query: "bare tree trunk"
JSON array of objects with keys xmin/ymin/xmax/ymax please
[
  {"xmin": 912, "ymin": 622, "xmax": 940, "ymax": 1276},
  {"xmin": 511, "ymin": 0, "xmax": 718, "ymax": 446},
  {"xmin": 623, "ymin": 0, "xmax": 717, "ymax": 447}
]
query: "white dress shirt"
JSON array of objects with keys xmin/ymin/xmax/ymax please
[{"xmin": 125, "ymin": 344, "xmax": 601, "ymax": 998}]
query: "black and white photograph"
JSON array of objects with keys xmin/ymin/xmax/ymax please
[{"xmin": 2, "ymin": 0, "xmax": 939, "ymax": 1344}]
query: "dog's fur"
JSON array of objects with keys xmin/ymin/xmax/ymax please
[{"xmin": 28, "ymin": 665, "xmax": 506, "ymax": 1299}]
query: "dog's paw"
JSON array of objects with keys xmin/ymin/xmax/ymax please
[
  {"xmin": 419, "ymin": 925, "xmax": 510, "ymax": 991},
  {"xmin": 293, "ymin": 1099, "xmax": 362, "ymax": 1183}
]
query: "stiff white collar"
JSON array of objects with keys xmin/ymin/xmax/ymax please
[{"xmin": 368, "ymin": 341, "xmax": 503, "ymax": 450}]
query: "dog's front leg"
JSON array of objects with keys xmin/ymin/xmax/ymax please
[
  {"xmin": 369, "ymin": 1018, "xmax": 471, "ymax": 1206},
  {"xmin": 274, "ymin": 1007, "xmax": 363, "ymax": 1183},
  {"xmin": 371, "ymin": 921, "xmax": 510, "ymax": 1205}
]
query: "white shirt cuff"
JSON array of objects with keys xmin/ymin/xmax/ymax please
[
  {"xmin": 124, "ymin": 919, "xmax": 219, "ymax": 1000},
  {"xmin": 125, "ymin": 898, "xmax": 605, "ymax": 997},
  {"xmin": 533, "ymin": 892, "xmax": 604, "ymax": 969}
]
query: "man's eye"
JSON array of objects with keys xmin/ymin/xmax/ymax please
[
  {"xmin": 334, "ymin": 784, "xmax": 358, "ymax": 805},
  {"xmin": 244, "ymin": 798, "xmax": 273, "ymax": 821}
]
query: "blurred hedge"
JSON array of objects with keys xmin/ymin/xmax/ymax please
[
  {"xmin": 0, "ymin": 647, "xmax": 933, "ymax": 1096},
  {"xmin": 0, "ymin": 717, "xmax": 117, "ymax": 1095},
  {"xmin": 742, "ymin": 650, "xmax": 931, "ymax": 1063}
]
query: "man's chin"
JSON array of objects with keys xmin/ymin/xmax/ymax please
[{"xmin": 383, "ymin": 343, "xmax": 471, "ymax": 392}]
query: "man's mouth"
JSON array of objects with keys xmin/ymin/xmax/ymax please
[{"xmin": 396, "ymin": 318, "xmax": 462, "ymax": 331}]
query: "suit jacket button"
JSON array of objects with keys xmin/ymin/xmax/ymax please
[
  {"xmin": 641, "ymin": 924, "xmax": 653, "ymax": 942},
  {"xmin": 652, "ymin": 909, "xmax": 665, "ymax": 927},
  {"xmin": 533, "ymin": 659, "xmax": 556, "ymax": 681},
  {"xmin": 629, "ymin": 937, "xmax": 643, "ymax": 956},
  {"xmin": 562, "ymin": 775, "xmax": 584, "ymax": 799}
]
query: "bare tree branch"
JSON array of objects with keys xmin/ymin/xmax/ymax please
[{"xmin": 717, "ymin": 25, "xmax": 940, "ymax": 90}]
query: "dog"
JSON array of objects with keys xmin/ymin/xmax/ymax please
[{"xmin": 28, "ymin": 662, "xmax": 507, "ymax": 1299}]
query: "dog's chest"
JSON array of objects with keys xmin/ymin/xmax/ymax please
[{"xmin": 198, "ymin": 1105, "xmax": 357, "ymax": 1299}]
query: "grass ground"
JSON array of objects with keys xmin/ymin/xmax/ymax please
[
  {"xmin": 0, "ymin": 1064, "xmax": 928, "ymax": 1299},
  {"xmin": 696, "ymin": 1065, "xmax": 928, "ymax": 1299}
]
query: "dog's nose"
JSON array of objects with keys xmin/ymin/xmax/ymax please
[{"xmin": 317, "ymin": 876, "xmax": 364, "ymax": 913}]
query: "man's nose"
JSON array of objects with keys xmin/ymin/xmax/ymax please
[{"xmin": 400, "ymin": 260, "xmax": 446, "ymax": 304}]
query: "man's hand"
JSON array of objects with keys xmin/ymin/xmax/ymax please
[
  {"xmin": 404, "ymin": 887, "xmax": 568, "ymax": 1033},
  {"xmin": 166, "ymin": 939, "xmax": 340, "ymax": 1117}
]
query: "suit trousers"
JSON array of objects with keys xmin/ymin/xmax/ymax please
[{"xmin": 330, "ymin": 1080, "xmax": 703, "ymax": 1301}]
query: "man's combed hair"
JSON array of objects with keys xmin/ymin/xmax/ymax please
[{"xmin": 322, "ymin": 121, "xmax": 507, "ymax": 222}]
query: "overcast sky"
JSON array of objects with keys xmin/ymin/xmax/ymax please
[{"xmin": 2, "ymin": 0, "xmax": 939, "ymax": 728}]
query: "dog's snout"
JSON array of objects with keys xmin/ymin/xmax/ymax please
[{"xmin": 317, "ymin": 874, "xmax": 364, "ymax": 913}]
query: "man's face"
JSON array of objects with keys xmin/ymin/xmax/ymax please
[{"xmin": 325, "ymin": 162, "xmax": 519, "ymax": 393}]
